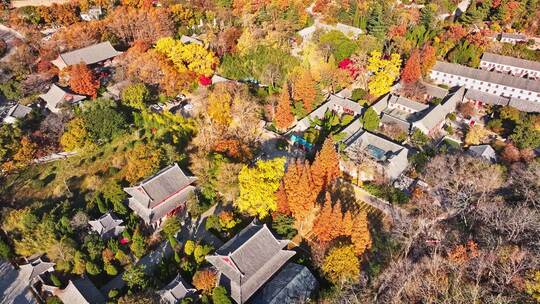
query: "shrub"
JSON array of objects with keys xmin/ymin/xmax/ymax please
[
  {"xmin": 184, "ymin": 240, "xmax": 195, "ymax": 256},
  {"xmin": 108, "ymin": 289, "xmax": 119, "ymax": 299},
  {"xmin": 350, "ymin": 88, "xmax": 368, "ymax": 101},
  {"xmin": 212, "ymin": 286, "xmax": 232, "ymax": 304},
  {"xmin": 86, "ymin": 261, "xmax": 102, "ymax": 276},
  {"xmin": 105, "ymin": 263, "xmax": 118, "ymax": 276},
  {"xmin": 205, "ymin": 215, "xmax": 221, "ymax": 233},
  {"xmin": 0, "ymin": 238, "xmax": 13, "ymax": 260},
  {"xmin": 50, "ymin": 273, "xmax": 62, "ymax": 287}
]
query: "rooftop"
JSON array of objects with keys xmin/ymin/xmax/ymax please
[
  {"xmin": 157, "ymin": 274, "xmax": 196, "ymax": 304},
  {"xmin": 56, "ymin": 278, "xmax": 106, "ymax": 304},
  {"xmin": 5, "ymin": 103, "xmax": 32, "ymax": 119},
  {"xmin": 206, "ymin": 221, "xmax": 295, "ymax": 304},
  {"xmin": 250, "ymin": 263, "xmax": 318, "ymax": 304},
  {"xmin": 481, "ymin": 52, "xmax": 540, "ymax": 73},
  {"xmin": 88, "ymin": 212, "xmax": 125, "ymax": 238},
  {"xmin": 52, "ymin": 41, "xmax": 121, "ymax": 69},
  {"xmin": 39, "ymin": 84, "xmax": 86, "ymax": 112}
]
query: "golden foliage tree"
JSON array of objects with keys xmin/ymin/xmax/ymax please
[
  {"xmin": 322, "ymin": 245, "xmax": 360, "ymax": 284},
  {"xmin": 207, "ymin": 90, "xmax": 233, "ymax": 128},
  {"xmin": 235, "ymin": 158, "xmax": 286, "ymax": 218},
  {"xmin": 155, "ymin": 37, "xmax": 217, "ymax": 76},
  {"xmin": 123, "ymin": 143, "xmax": 162, "ymax": 183},
  {"xmin": 464, "ymin": 125, "xmax": 489, "ymax": 146},
  {"xmin": 367, "ymin": 51, "xmax": 402, "ymax": 97},
  {"xmin": 193, "ymin": 269, "xmax": 217, "ymax": 294},
  {"xmin": 292, "ymin": 70, "xmax": 317, "ymax": 112},
  {"xmin": 60, "ymin": 117, "xmax": 93, "ymax": 152}
]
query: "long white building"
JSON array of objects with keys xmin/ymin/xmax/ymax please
[
  {"xmin": 480, "ymin": 53, "xmax": 540, "ymax": 80},
  {"xmin": 430, "ymin": 61, "xmax": 540, "ymax": 112}
]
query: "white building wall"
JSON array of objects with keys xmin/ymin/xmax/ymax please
[
  {"xmin": 430, "ymin": 70, "xmax": 540, "ymax": 103},
  {"xmin": 480, "ymin": 60, "xmax": 539, "ymax": 79}
]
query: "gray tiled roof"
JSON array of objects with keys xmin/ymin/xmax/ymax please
[
  {"xmin": 390, "ymin": 95, "xmax": 429, "ymax": 112},
  {"xmin": 291, "ymin": 94, "xmax": 365, "ymax": 132},
  {"xmin": 509, "ymin": 97, "xmax": 540, "ymax": 112},
  {"xmin": 343, "ymin": 130, "xmax": 409, "ymax": 180},
  {"xmin": 157, "ymin": 274, "xmax": 196, "ymax": 304},
  {"xmin": 501, "ymin": 33, "xmax": 527, "ymax": 40},
  {"xmin": 464, "ymin": 89, "xmax": 509, "ymax": 106},
  {"xmin": 124, "ymin": 163, "xmax": 196, "ymax": 225},
  {"xmin": 19, "ymin": 257, "xmax": 55, "ymax": 283},
  {"xmin": 125, "ymin": 163, "xmax": 196, "ymax": 209},
  {"xmin": 432, "ymin": 61, "xmax": 540, "ymax": 93},
  {"xmin": 88, "ymin": 212, "xmax": 125, "ymax": 238},
  {"xmin": 6, "ymin": 103, "xmax": 31, "ymax": 119},
  {"xmin": 381, "ymin": 113, "xmax": 411, "ymax": 131},
  {"xmin": 180, "ymin": 35, "xmax": 203, "ymax": 45},
  {"xmin": 413, "ymin": 87, "xmax": 465, "ymax": 133},
  {"xmin": 206, "ymin": 221, "xmax": 295, "ymax": 304},
  {"xmin": 212, "ymin": 74, "xmax": 230, "ymax": 84},
  {"xmin": 423, "ymin": 82, "xmax": 449, "ymax": 98},
  {"xmin": 57, "ymin": 278, "xmax": 106, "ymax": 304},
  {"xmin": 481, "ymin": 52, "xmax": 540, "ymax": 73},
  {"xmin": 53, "ymin": 41, "xmax": 121, "ymax": 69},
  {"xmin": 39, "ymin": 84, "xmax": 86, "ymax": 112},
  {"xmin": 468, "ymin": 145, "xmax": 497, "ymax": 162},
  {"xmin": 251, "ymin": 263, "xmax": 318, "ymax": 304}
]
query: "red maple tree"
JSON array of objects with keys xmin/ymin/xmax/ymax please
[
  {"xmin": 69, "ymin": 63, "xmax": 100, "ymax": 98},
  {"xmin": 401, "ymin": 49, "xmax": 422, "ymax": 84}
]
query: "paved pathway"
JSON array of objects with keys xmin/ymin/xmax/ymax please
[
  {"xmin": 0, "ymin": 261, "xmax": 37, "ymax": 304},
  {"xmin": 346, "ymin": 180, "xmax": 409, "ymax": 222}
]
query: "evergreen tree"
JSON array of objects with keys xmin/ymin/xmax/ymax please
[
  {"xmin": 130, "ymin": 227, "xmax": 147, "ymax": 259},
  {"xmin": 420, "ymin": 5, "xmax": 435, "ymax": 28},
  {"xmin": 367, "ymin": 3, "xmax": 386, "ymax": 39},
  {"xmin": 96, "ymin": 195, "xmax": 108, "ymax": 214}
]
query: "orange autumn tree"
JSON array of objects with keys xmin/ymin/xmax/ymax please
[
  {"xmin": 69, "ymin": 63, "xmax": 100, "ymax": 98},
  {"xmin": 283, "ymin": 161, "xmax": 317, "ymax": 221},
  {"xmin": 192, "ymin": 268, "xmax": 217, "ymax": 294},
  {"xmin": 401, "ymin": 49, "xmax": 422, "ymax": 84},
  {"xmin": 351, "ymin": 211, "xmax": 372, "ymax": 255},
  {"xmin": 312, "ymin": 194, "xmax": 347, "ymax": 243},
  {"xmin": 275, "ymin": 183, "xmax": 291, "ymax": 215},
  {"xmin": 311, "ymin": 137, "xmax": 341, "ymax": 193},
  {"xmin": 421, "ymin": 45, "xmax": 436, "ymax": 76},
  {"xmin": 292, "ymin": 70, "xmax": 317, "ymax": 112},
  {"xmin": 275, "ymin": 88, "xmax": 294, "ymax": 131}
]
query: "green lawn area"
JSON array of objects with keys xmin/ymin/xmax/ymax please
[{"xmin": 0, "ymin": 132, "xmax": 140, "ymax": 208}]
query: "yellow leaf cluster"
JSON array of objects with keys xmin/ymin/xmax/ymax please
[
  {"xmin": 155, "ymin": 37, "xmax": 217, "ymax": 76},
  {"xmin": 367, "ymin": 51, "xmax": 402, "ymax": 97}
]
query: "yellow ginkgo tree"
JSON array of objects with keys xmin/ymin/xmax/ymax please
[
  {"xmin": 367, "ymin": 51, "xmax": 402, "ymax": 97},
  {"xmin": 155, "ymin": 37, "xmax": 217, "ymax": 76}
]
